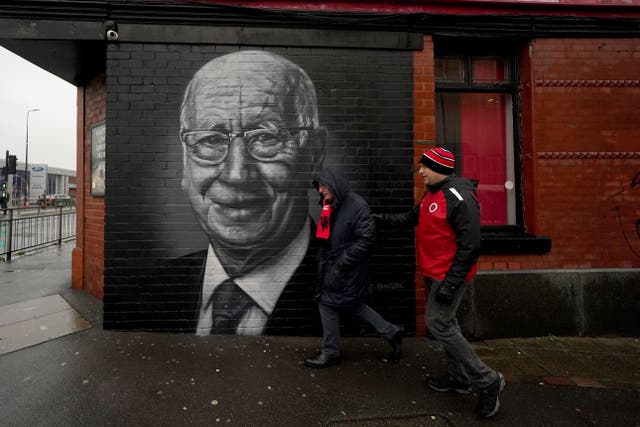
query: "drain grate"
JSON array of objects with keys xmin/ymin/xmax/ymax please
[{"xmin": 325, "ymin": 413, "xmax": 451, "ymax": 427}]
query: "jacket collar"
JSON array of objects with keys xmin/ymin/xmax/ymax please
[{"xmin": 427, "ymin": 173, "xmax": 456, "ymax": 193}]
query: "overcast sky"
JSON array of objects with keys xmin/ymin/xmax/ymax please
[{"xmin": 0, "ymin": 46, "xmax": 77, "ymax": 171}]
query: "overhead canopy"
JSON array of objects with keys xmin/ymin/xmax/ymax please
[{"xmin": 1, "ymin": 0, "xmax": 639, "ymax": 85}]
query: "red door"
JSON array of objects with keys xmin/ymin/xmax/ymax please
[{"xmin": 460, "ymin": 93, "xmax": 508, "ymax": 225}]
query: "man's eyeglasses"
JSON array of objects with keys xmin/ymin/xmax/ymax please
[{"xmin": 180, "ymin": 128, "xmax": 313, "ymax": 165}]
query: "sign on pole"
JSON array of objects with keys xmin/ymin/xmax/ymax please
[{"xmin": 29, "ymin": 164, "xmax": 47, "ymax": 203}]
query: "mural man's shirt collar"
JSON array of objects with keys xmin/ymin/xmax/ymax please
[{"xmin": 196, "ymin": 218, "xmax": 310, "ymax": 335}]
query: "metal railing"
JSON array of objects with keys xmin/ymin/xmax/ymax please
[{"xmin": 0, "ymin": 206, "xmax": 77, "ymax": 261}]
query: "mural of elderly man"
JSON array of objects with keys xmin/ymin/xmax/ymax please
[{"xmin": 177, "ymin": 50, "xmax": 326, "ymax": 336}]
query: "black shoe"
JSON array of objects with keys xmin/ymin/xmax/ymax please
[
  {"xmin": 427, "ymin": 374, "xmax": 472, "ymax": 394},
  {"xmin": 304, "ymin": 352, "xmax": 341, "ymax": 369},
  {"xmin": 476, "ymin": 372, "xmax": 506, "ymax": 418},
  {"xmin": 385, "ymin": 327, "xmax": 404, "ymax": 362}
]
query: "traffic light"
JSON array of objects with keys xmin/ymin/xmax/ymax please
[
  {"xmin": 1, "ymin": 182, "xmax": 6, "ymax": 199},
  {"xmin": 7, "ymin": 155, "xmax": 17, "ymax": 174}
]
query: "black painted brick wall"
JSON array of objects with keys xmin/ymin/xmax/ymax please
[{"xmin": 103, "ymin": 42, "xmax": 416, "ymax": 336}]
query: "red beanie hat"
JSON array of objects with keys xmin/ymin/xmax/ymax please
[{"xmin": 419, "ymin": 147, "xmax": 455, "ymax": 175}]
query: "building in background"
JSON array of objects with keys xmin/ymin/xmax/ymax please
[
  {"xmin": 0, "ymin": 159, "xmax": 75, "ymax": 206},
  {"xmin": 0, "ymin": 0, "xmax": 638, "ymax": 338}
]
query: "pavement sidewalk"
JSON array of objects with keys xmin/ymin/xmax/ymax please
[{"xmin": 0, "ymin": 244, "xmax": 639, "ymax": 426}]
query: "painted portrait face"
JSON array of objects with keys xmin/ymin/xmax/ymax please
[{"xmin": 180, "ymin": 51, "xmax": 325, "ymax": 249}]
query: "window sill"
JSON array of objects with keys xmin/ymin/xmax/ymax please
[{"xmin": 480, "ymin": 227, "xmax": 551, "ymax": 254}]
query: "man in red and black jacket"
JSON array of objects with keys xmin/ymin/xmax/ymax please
[{"xmin": 376, "ymin": 147, "xmax": 505, "ymax": 419}]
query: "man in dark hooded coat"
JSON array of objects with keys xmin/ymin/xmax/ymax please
[{"xmin": 304, "ymin": 166, "xmax": 403, "ymax": 368}]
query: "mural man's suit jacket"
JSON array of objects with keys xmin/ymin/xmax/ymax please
[{"xmin": 156, "ymin": 223, "xmax": 322, "ymax": 336}]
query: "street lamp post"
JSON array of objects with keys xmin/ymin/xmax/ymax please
[{"xmin": 25, "ymin": 108, "xmax": 40, "ymax": 207}]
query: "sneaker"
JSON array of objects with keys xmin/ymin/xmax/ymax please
[
  {"xmin": 476, "ymin": 372, "xmax": 506, "ymax": 418},
  {"xmin": 427, "ymin": 374, "xmax": 472, "ymax": 394}
]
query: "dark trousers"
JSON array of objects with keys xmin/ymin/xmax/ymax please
[
  {"xmin": 318, "ymin": 302, "xmax": 399, "ymax": 358},
  {"xmin": 425, "ymin": 277, "xmax": 498, "ymax": 389}
]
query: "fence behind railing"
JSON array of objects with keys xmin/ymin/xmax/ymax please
[{"xmin": 0, "ymin": 206, "xmax": 77, "ymax": 261}]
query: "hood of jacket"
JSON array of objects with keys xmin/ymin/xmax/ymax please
[{"xmin": 312, "ymin": 166, "xmax": 351, "ymax": 206}]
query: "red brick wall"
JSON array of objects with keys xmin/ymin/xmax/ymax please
[
  {"xmin": 77, "ymin": 37, "xmax": 640, "ymax": 322},
  {"xmin": 413, "ymin": 36, "xmax": 435, "ymax": 335},
  {"xmin": 482, "ymin": 38, "xmax": 640, "ymax": 269},
  {"xmin": 413, "ymin": 37, "xmax": 640, "ymax": 334},
  {"xmin": 72, "ymin": 73, "xmax": 106, "ymax": 299}
]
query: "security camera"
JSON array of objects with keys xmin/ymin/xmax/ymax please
[
  {"xmin": 105, "ymin": 21, "xmax": 118, "ymax": 41},
  {"xmin": 106, "ymin": 29, "xmax": 119, "ymax": 41}
]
